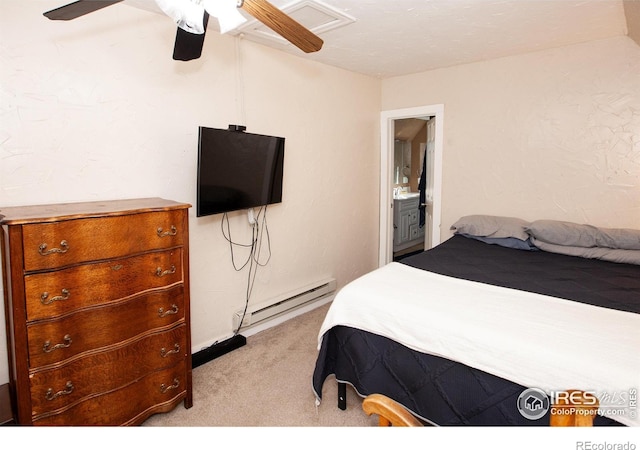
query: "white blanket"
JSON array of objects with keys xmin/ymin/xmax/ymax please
[{"xmin": 318, "ymin": 262, "xmax": 640, "ymax": 426}]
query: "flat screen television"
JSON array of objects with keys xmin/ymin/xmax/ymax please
[{"xmin": 197, "ymin": 125, "xmax": 285, "ymax": 217}]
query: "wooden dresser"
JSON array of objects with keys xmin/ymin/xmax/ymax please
[{"xmin": 0, "ymin": 198, "xmax": 192, "ymax": 425}]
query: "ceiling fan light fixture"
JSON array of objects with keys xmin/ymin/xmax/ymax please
[
  {"xmin": 155, "ymin": 0, "xmax": 205, "ymax": 34},
  {"xmin": 203, "ymin": 0, "xmax": 247, "ymax": 34}
]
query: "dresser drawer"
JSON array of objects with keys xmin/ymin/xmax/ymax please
[
  {"xmin": 22, "ymin": 210, "xmax": 185, "ymax": 271},
  {"xmin": 27, "ymin": 286, "xmax": 185, "ymax": 368},
  {"xmin": 32, "ymin": 359, "xmax": 188, "ymax": 425},
  {"xmin": 25, "ymin": 249, "xmax": 184, "ymax": 321},
  {"xmin": 30, "ymin": 326, "xmax": 187, "ymax": 418}
]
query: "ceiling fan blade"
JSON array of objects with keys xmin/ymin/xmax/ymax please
[
  {"xmin": 240, "ymin": 0, "xmax": 323, "ymax": 53},
  {"xmin": 173, "ymin": 12, "xmax": 209, "ymax": 61},
  {"xmin": 44, "ymin": 0, "xmax": 124, "ymax": 21}
]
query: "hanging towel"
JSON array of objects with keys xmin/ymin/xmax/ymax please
[{"xmin": 418, "ymin": 151, "xmax": 427, "ymax": 227}]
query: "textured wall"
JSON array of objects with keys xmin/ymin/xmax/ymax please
[
  {"xmin": 0, "ymin": 1, "xmax": 381, "ymax": 384},
  {"xmin": 382, "ymin": 36, "xmax": 640, "ymax": 237}
]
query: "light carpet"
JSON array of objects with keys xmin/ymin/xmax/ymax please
[{"xmin": 142, "ymin": 303, "xmax": 377, "ymax": 427}]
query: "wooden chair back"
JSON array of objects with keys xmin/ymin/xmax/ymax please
[{"xmin": 362, "ymin": 390, "xmax": 598, "ymax": 427}]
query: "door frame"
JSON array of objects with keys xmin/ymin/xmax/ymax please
[{"xmin": 379, "ymin": 104, "xmax": 444, "ymax": 267}]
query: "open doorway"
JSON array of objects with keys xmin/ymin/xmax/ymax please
[
  {"xmin": 392, "ymin": 117, "xmax": 429, "ymax": 260},
  {"xmin": 379, "ymin": 105, "xmax": 444, "ymax": 267}
]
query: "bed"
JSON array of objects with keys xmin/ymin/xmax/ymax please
[{"xmin": 312, "ymin": 215, "xmax": 640, "ymax": 426}]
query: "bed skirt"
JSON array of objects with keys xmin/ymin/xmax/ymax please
[{"xmin": 313, "ymin": 325, "xmax": 622, "ymax": 426}]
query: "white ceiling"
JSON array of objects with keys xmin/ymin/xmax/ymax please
[{"xmin": 126, "ymin": 0, "xmax": 630, "ymax": 78}]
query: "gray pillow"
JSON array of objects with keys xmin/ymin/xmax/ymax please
[
  {"xmin": 461, "ymin": 234, "xmax": 538, "ymax": 251},
  {"xmin": 526, "ymin": 220, "xmax": 640, "ymax": 250},
  {"xmin": 451, "ymin": 215, "xmax": 530, "ymax": 241},
  {"xmin": 530, "ymin": 238, "xmax": 640, "ymax": 265}
]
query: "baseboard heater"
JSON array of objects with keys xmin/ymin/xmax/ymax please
[{"xmin": 233, "ymin": 278, "xmax": 337, "ymax": 330}]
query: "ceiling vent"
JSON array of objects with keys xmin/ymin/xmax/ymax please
[{"xmin": 232, "ymin": 0, "xmax": 356, "ymax": 46}]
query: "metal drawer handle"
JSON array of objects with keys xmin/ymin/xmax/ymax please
[
  {"xmin": 160, "ymin": 378, "xmax": 180, "ymax": 394},
  {"xmin": 45, "ymin": 381, "xmax": 74, "ymax": 401},
  {"xmin": 157, "ymin": 225, "xmax": 177, "ymax": 237},
  {"xmin": 156, "ymin": 265, "xmax": 176, "ymax": 277},
  {"xmin": 158, "ymin": 304, "xmax": 179, "ymax": 318},
  {"xmin": 41, "ymin": 288, "xmax": 70, "ymax": 305},
  {"xmin": 38, "ymin": 240, "xmax": 69, "ymax": 256},
  {"xmin": 160, "ymin": 343, "xmax": 181, "ymax": 358},
  {"xmin": 43, "ymin": 334, "xmax": 72, "ymax": 353}
]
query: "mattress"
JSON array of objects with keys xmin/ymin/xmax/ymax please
[{"xmin": 313, "ymin": 235, "xmax": 640, "ymax": 426}]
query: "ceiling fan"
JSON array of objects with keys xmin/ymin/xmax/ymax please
[{"xmin": 43, "ymin": 0, "xmax": 324, "ymax": 61}]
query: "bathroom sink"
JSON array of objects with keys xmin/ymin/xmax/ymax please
[{"xmin": 394, "ymin": 192, "xmax": 419, "ymax": 200}]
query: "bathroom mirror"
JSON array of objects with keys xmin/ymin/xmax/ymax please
[
  {"xmin": 394, "ymin": 140, "xmax": 410, "ymax": 184},
  {"xmin": 393, "ymin": 118, "xmax": 428, "ymax": 187}
]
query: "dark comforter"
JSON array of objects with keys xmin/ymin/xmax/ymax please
[
  {"xmin": 312, "ymin": 235, "xmax": 639, "ymax": 426},
  {"xmin": 402, "ymin": 235, "xmax": 640, "ymax": 314}
]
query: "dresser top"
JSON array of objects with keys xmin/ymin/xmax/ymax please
[{"xmin": 0, "ymin": 198, "xmax": 191, "ymax": 225}]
